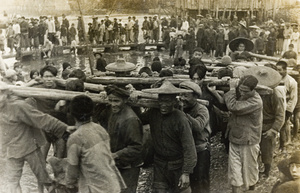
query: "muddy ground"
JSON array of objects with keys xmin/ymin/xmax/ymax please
[{"xmin": 1, "ymin": 131, "xmax": 300, "ymax": 193}]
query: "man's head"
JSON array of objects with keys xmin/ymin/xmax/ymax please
[
  {"xmin": 288, "ymin": 43, "xmax": 294, "ymax": 51},
  {"xmin": 66, "ymin": 78, "xmax": 84, "ymax": 92},
  {"xmin": 30, "ymin": 69, "xmax": 40, "ymax": 79},
  {"xmin": 289, "ymin": 151, "xmax": 300, "ymax": 180},
  {"xmin": 105, "ymin": 85, "xmax": 130, "ymax": 114},
  {"xmin": 13, "ymin": 62, "xmax": 23, "ymax": 74},
  {"xmin": 158, "ymin": 94, "xmax": 177, "ymax": 115},
  {"xmin": 238, "ymin": 75, "xmax": 258, "ymax": 99},
  {"xmin": 40, "ymin": 66, "xmax": 58, "ymax": 88},
  {"xmin": 68, "ymin": 69, "xmax": 86, "ymax": 82},
  {"xmin": 94, "ymin": 52, "xmax": 102, "ymax": 59},
  {"xmin": 179, "ymin": 81, "xmax": 202, "ymax": 108},
  {"xmin": 189, "ymin": 64, "xmax": 207, "ymax": 85},
  {"xmin": 276, "ymin": 61, "xmax": 288, "ymax": 78},
  {"xmin": 62, "ymin": 62, "xmax": 71, "ymax": 71},
  {"xmin": 70, "ymin": 95, "xmax": 94, "ymax": 122},
  {"xmin": 192, "ymin": 47, "xmax": 203, "ymax": 59}
]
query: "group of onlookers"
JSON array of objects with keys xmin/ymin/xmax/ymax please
[
  {"xmin": 3, "ymin": 14, "xmax": 76, "ymax": 54},
  {"xmin": 2, "ymin": 13, "xmax": 300, "ymax": 61},
  {"xmin": 160, "ymin": 14, "xmax": 300, "ymax": 60}
]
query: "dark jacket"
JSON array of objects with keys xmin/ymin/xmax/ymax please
[
  {"xmin": 107, "ymin": 105, "xmax": 143, "ymax": 168},
  {"xmin": 185, "ymin": 103, "xmax": 211, "ymax": 152},
  {"xmin": 140, "ymin": 108, "xmax": 197, "ymax": 174}
]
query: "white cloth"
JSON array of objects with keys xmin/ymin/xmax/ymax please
[
  {"xmin": 290, "ymin": 32, "xmax": 299, "ymax": 53},
  {"xmin": 47, "ymin": 20, "xmax": 56, "ymax": 33},
  {"xmin": 181, "ymin": 21, "xmax": 189, "ymax": 32},
  {"xmin": 12, "ymin": 24, "xmax": 20, "ymax": 34}
]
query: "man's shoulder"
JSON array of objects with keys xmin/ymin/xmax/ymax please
[
  {"xmin": 286, "ymin": 74, "xmax": 297, "ymax": 84},
  {"xmin": 173, "ymin": 109, "xmax": 189, "ymax": 120},
  {"xmin": 194, "ymin": 102, "xmax": 209, "ymax": 112}
]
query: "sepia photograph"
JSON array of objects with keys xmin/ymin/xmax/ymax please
[{"xmin": 0, "ymin": 0, "xmax": 300, "ymax": 192}]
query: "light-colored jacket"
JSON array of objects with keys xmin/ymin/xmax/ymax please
[
  {"xmin": 47, "ymin": 19, "xmax": 56, "ymax": 33},
  {"xmin": 224, "ymin": 89, "xmax": 263, "ymax": 145},
  {"xmin": 0, "ymin": 98, "xmax": 67, "ymax": 158},
  {"xmin": 66, "ymin": 122, "xmax": 126, "ymax": 193},
  {"xmin": 282, "ymin": 74, "xmax": 298, "ymax": 113}
]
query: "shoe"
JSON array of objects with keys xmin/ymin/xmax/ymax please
[{"xmin": 249, "ymin": 185, "xmax": 255, "ymax": 190}]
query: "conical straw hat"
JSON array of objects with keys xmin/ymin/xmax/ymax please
[
  {"xmin": 243, "ymin": 66, "xmax": 281, "ymax": 88},
  {"xmin": 106, "ymin": 58, "xmax": 136, "ymax": 72},
  {"xmin": 142, "ymin": 80, "xmax": 192, "ymax": 94}
]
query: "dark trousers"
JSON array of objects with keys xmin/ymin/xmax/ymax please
[
  {"xmin": 190, "ymin": 150, "xmax": 210, "ymax": 193},
  {"xmin": 119, "ymin": 167, "xmax": 140, "ymax": 193},
  {"xmin": 153, "ymin": 157, "xmax": 191, "ymax": 193},
  {"xmin": 215, "ymin": 43, "xmax": 224, "ymax": 57},
  {"xmin": 20, "ymin": 33, "xmax": 29, "ymax": 48},
  {"xmin": 260, "ymin": 126, "xmax": 276, "ymax": 165},
  {"xmin": 48, "ymin": 33, "xmax": 55, "ymax": 44},
  {"xmin": 280, "ymin": 111, "xmax": 292, "ymax": 149}
]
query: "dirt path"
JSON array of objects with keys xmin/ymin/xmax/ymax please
[{"xmin": 1, "ymin": 133, "xmax": 300, "ymax": 192}]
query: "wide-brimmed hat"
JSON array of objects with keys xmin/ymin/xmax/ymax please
[
  {"xmin": 142, "ymin": 80, "xmax": 192, "ymax": 94},
  {"xmin": 243, "ymin": 66, "xmax": 281, "ymax": 88},
  {"xmin": 106, "ymin": 58, "xmax": 136, "ymax": 72},
  {"xmin": 196, "ymin": 14, "xmax": 204, "ymax": 18},
  {"xmin": 229, "ymin": 37, "xmax": 254, "ymax": 52}
]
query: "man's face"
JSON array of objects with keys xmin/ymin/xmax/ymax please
[
  {"xmin": 42, "ymin": 71, "xmax": 55, "ymax": 88},
  {"xmin": 237, "ymin": 43, "xmax": 246, "ymax": 51},
  {"xmin": 238, "ymin": 84, "xmax": 251, "ymax": 99},
  {"xmin": 277, "ymin": 65, "xmax": 287, "ymax": 78},
  {"xmin": 158, "ymin": 95, "xmax": 176, "ymax": 115},
  {"xmin": 95, "ymin": 54, "xmax": 101, "ymax": 59},
  {"xmin": 108, "ymin": 94, "xmax": 126, "ymax": 114},
  {"xmin": 192, "ymin": 73, "xmax": 203, "ymax": 86},
  {"xmin": 290, "ymin": 163, "xmax": 300, "ymax": 180},
  {"xmin": 180, "ymin": 92, "xmax": 197, "ymax": 108},
  {"xmin": 193, "ymin": 51, "xmax": 202, "ymax": 59},
  {"xmin": 14, "ymin": 66, "xmax": 22, "ymax": 73}
]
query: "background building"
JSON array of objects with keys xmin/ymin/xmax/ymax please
[{"xmin": 175, "ymin": 0, "xmax": 298, "ymax": 21}]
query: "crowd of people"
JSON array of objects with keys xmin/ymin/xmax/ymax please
[
  {"xmin": 2, "ymin": 13, "xmax": 300, "ymax": 60},
  {"xmin": 1, "ymin": 12, "xmax": 300, "ymax": 193}
]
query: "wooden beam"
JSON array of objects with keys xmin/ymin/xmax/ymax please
[{"xmin": 86, "ymin": 77, "xmax": 190, "ymax": 85}]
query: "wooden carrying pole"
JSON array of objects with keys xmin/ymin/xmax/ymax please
[
  {"xmin": 5, "ymin": 85, "xmax": 159, "ymax": 108},
  {"xmin": 248, "ymin": 52, "xmax": 289, "ymax": 63},
  {"xmin": 55, "ymin": 79, "xmax": 105, "ymax": 92},
  {"xmin": 86, "ymin": 77, "xmax": 190, "ymax": 85}
]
